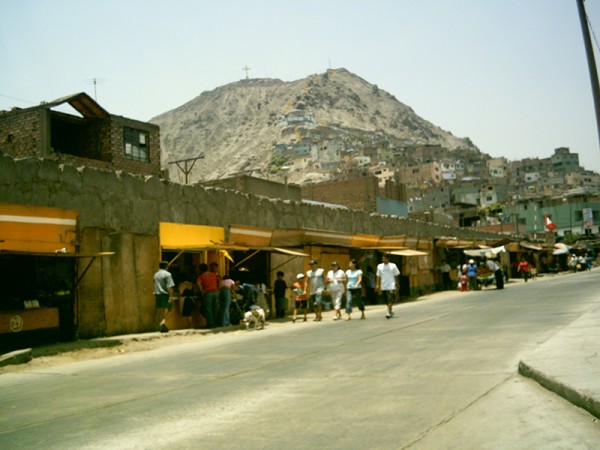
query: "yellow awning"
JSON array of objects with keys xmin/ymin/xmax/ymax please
[{"xmin": 159, "ymin": 222, "xmax": 225, "ymax": 250}]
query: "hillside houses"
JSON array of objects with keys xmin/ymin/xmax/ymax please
[{"xmin": 269, "ymin": 132, "xmax": 599, "ymax": 237}]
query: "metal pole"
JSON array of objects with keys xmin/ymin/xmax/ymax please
[
  {"xmin": 569, "ymin": 201, "xmax": 573, "ymax": 234},
  {"xmin": 577, "ymin": 0, "xmax": 600, "ymax": 150}
]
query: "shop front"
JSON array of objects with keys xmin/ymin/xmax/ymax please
[
  {"xmin": 0, "ymin": 204, "xmax": 110, "ymax": 351},
  {"xmin": 159, "ymin": 222, "xmax": 236, "ymax": 330}
]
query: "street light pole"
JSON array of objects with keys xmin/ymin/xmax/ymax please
[{"xmin": 577, "ymin": 0, "xmax": 600, "ymax": 151}]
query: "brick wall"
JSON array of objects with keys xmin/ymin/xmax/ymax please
[
  {"xmin": 0, "ymin": 108, "xmax": 43, "ymax": 158},
  {"xmin": 0, "ymin": 106, "xmax": 161, "ymax": 177},
  {"xmin": 301, "ymin": 176, "xmax": 379, "ymax": 212}
]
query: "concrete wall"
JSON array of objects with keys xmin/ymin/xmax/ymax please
[
  {"xmin": 203, "ymin": 175, "xmax": 302, "ymax": 201},
  {"xmin": 0, "ymin": 153, "xmax": 500, "ymax": 338}
]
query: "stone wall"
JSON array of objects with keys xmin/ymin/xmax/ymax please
[{"xmin": 0, "ymin": 154, "xmax": 500, "ymax": 337}]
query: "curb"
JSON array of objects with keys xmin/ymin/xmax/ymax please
[
  {"xmin": 518, "ymin": 359, "xmax": 600, "ymax": 420},
  {"xmin": 0, "ymin": 348, "xmax": 33, "ymax": 367}
]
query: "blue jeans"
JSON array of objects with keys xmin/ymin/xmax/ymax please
[
  {"xmin": 219, "ymin": 288, "xmax": 231, "ymax": 326},
  {"xmin": 346, "ymin": 288, "xmax": 364, "ymax": 314},
  {"xmin": 203, "ymin": 291, "xmax": 218, "ymax": 328}
]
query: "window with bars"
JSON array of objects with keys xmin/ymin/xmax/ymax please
[{"xmin": 124, "ymin": 127, "xmax": 149, "ymax": 162}]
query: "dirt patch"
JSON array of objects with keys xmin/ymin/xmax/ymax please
[{"xmin": 0, "ymin": 332, "xmax": 212, "ymax": 375}]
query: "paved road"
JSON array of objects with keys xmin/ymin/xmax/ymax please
[{"xmin": 1, "ymin": 271, "xmax": 600, "ymax": 449}]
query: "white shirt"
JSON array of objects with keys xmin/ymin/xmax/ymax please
[
  {"xmin": 327, "ymin": 269, "xmax": 346, "ymax": 291},
  {"xmin": 307, "ymin": 268, "xmax": 325, "ymax": 295},
  {"xmin": 376, "ymin": 262, "xmax": 400, "ymax": 291},
  {"xmin": 486, "ymin": 260, "xmax": 499, "ymax": 272}
]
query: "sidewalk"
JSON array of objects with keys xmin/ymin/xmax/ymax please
[{"xmin": 518, "ymin": 305, "xmax": 600, "ymax": 419}]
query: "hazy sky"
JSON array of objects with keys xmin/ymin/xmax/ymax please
[{"xmin": 2, "ymin": 0, "xmax": 600, "ymax": 173}]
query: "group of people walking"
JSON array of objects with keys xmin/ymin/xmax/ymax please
[
  {"xmin": 153, "ymin": 254, "xmax": 403, "ymax": 332},
  {"xmin": 288, "ymin": 254, "xmax": 401, "ymax": 322}
]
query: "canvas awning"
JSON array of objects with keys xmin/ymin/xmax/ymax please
[
  {"xmin": 303, "ymin": 229, "xmax": 353, "ymax": 246},
  {"xmin": 435, "ymin": 238, "xmax": 477, "ymax": 249},
  {"xmin": 229, "ymin": 225, "xmax": 272, "ymax": 247},
  {"xmin": 270, "ymin": 228, "xmax": 305, "ymax": 247},
  {"xmin": 0, "ymin": 204, "xmax": 78, "ymax": 253},
  {"xmin": 351, "ymin": 234, "xmax": 381, "ymax": 248},
  {"xmin": 463, "ymin": 245, "xmax": 506, "ymax": 258},
  {"xmin": 519, "ymin": 241, "xmax": 544, "ymax": 251},
  {"xmin": 270, "ymin": 247, "xmax": 310, "ymax": 257},
  {"xmin": 553, "ymin": 243, "xmax": 571, "ymax": 255},
  {"xmin": 390, "ymin": 249, "xmax": 429, "ymax": 256},
  {"xmin": 159, "ymin": 222, "xmax": 229, "ymax": 250},
  {"xmin": 378, "ymin": 235, "xmax": 407, "ymax": 248}
]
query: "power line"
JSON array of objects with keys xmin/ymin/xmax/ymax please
[{"xmin": 0, "ymin": 94, "xmax": 36, "ymax": 105}]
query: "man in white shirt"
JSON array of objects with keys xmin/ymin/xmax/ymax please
[
  {"xmin": 376, "ymin": 254, "xmax": 400, "ymax": 319},
  {"xmin": 485, "ymin": 258, "xmax": 504, "ymax": 289}
]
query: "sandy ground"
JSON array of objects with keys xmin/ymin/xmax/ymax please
[
  {"xmin": 0, "ymin": 329, "xmax": 240, "ymax": 375},
  {"xmin": 0, "ymin": 317, "xmax": 303, "ymax": 375}
]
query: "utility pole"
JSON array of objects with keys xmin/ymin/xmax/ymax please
[
  {"xmin": 577, "ymin": 0, "xmax": 600, "ymax": 150},
  {"xmin": 168, "ymin": 155, "xmax": 204, "ymax": 184}
]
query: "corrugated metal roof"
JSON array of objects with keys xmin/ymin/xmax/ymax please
[{"xmin": 46, "ymin": 92, "xmax": 109, "ymax": 119}]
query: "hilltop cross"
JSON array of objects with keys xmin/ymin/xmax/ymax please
[{"xmin": 242, "ymin": 65, "xmax": 251, "ymax": 79}]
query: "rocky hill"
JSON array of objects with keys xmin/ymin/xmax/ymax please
[{"xmin": 151, "ymin": 68, "xmax": 479, "ymax": 184}]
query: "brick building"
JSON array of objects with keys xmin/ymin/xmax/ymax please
[
  {"xmin": 0, "ymin": 93, "xmax": 161, "ymax": 177},
  {"xmin": 301, "ymin": 175, "xmax": 380, "ymax": 212}
]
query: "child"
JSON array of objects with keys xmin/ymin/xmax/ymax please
[
  {"xmin": 292, "ymin": 273, "xmax": 308, "ymax": 323},
  {"xmin": 460, "ymin": 269, "xmax": 468, "ymax": 292},
  {"xmin": 273, "ymin": 271, "xmax": 288, "ymax": 319}
]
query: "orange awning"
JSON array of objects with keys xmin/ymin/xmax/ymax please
[
  {"xmin": 377, "ymin": 235, "xmax": 407, "ymax": 248},
  {"xmin": 0, "ymin": 203, "xmax": 78, "ymax": 253},
  {"xmin": 303, "ymin": 229, "xmax": 353, "ymax": 246},
  {"xmin": 351, "ymin": 234, "xmax": 381, "ymax": 248}
]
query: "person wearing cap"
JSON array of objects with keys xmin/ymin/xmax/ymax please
[
  {"xmin": 327, "ymin": 261, "xmax": 347, "ymax": 320},
  {"xmin": 292, "ymin": 273, "xmax": 307, "ymax": 322},
  {"xmin": 305, "ymin": 260, "xmax": 325, "ymax": 321},
  {"xmin": 466, "ymin": 259, "xmax": 478, "ymax": 291},
  {"xmin": 376, "ymin": 254, "xmax": 400, "ymax": 319},
  {"xmin": 153, "ymin": 260, "xmax": 175, "ymax": 333}
]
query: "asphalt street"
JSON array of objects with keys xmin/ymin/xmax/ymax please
[{"xmin": 1, "ymin": 270, "xmax": 600, "ymax": 449}]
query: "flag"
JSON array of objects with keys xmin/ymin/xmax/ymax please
[{"xmin": 544, "ymin": 215, "xmax": 556, "ymax": 232}]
